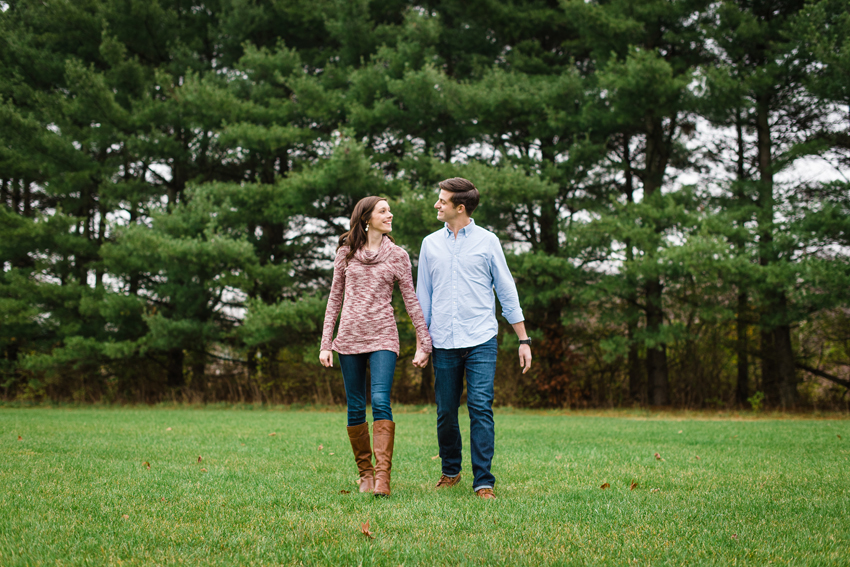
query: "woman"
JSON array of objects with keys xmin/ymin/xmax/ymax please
[{"xmin": 320, "ymin": 196, "xmax": 432, "ymax": 498}]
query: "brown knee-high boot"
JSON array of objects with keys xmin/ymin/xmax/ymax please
[
  {"xmin": 372, "ymin": 420, "xmax": 395, "ymax": 497},
  {"xmin": 346, "ymin": 422, "xmax": 375, "ymax": 493}
]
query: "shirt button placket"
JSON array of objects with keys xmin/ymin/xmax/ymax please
[{"xmin": 452, "ymin": 236, "xmax": 458, "ymax": 348}]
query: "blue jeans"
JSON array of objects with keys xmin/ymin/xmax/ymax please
[
  {"xmin": 338, "ymin": 350, "xmax": 397, "ymax": 426},
  {"xmin": 433, "ymin": 335, "xmax": 498, "ymax": 491}
]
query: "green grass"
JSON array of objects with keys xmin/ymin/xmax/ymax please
[{"xmin": 2, "ymin": 407, "xmax": 849, "ymax": 566}]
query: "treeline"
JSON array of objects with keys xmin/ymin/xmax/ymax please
[{"xmin": 1, "ymin": 0, "xmax": 849, "ymax": 408}]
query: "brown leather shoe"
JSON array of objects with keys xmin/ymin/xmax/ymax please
[
  {"xmin": 475, "ymin": 488, "xmax": 496, "ymax": 500},
  {"xmin": 346, "ymin": 422, "xmax": 375, "ymax": 493},
  {"xmin": 372, "ymin": 420, "xmax": 395, "ymax": 497},
  {"xmin": 436, "ymin": 473, "xmax": 462, "ymax": 488}
]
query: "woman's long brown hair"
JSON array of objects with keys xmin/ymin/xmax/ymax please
[{"xmin": 337, "ymin": 196, "xmax": 395, "ymax": 263}]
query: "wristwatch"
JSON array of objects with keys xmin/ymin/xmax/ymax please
[{"xmin": 519, "ymin": 338, "xmax": 532, "ymax": 346}]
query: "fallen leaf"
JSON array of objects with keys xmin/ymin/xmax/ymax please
[
  {"xmin": 17, "ymin": 436, "xmax": 22, "ymax": 441},
  {"xmin": 731, "ymin": 534, "xmax": 738, "ymax": 540},
  {"xmin": 200, "ymin": 468, "xmax": 208, "ymax": 472},
  {"xmin": 431, "ymin": 455, "xmax": 440, "ymax": 460},
  {"xmin": 318, "ymin": 444, "xmax": 324, "ymax": 451},
  {"xmin": 166, "ymin": 427, "xmax": 172, "ymax": 431},
  {"xmin": 143, "ymin": 461, "xmax": 151, "ymax": 470},
  {"xmin": 339, "ymin": 490, "xmax": 350, "ymax": 494},
  {"xmin": 121, "ymin": 514, "xmax": 129, "ymax": 520},
  {"xmin": 360, "ymin": 521, "xmax": 374, "ymax": 539},
  {"xmin": 161, "ymin": 497, "xmax": 166, "ymax": 502},
  {"xmin": 268, "ymin": 432, "xmax": 276, "ymax": 437},
  {"xmin": 198, "ymin": 456, "xmax": 202, "ymax": 463},
  {"xmin": 600, "ymin": 483, "xmax": 610, "ymax": 489},
  {"xmin": 650, "ymin": 488, "xmax": 660, "ymax": 493},
  {"xmin": 630, "ymin": 482, "xmax": 638, "ymax": 490},
  {"xmin": 838, "ymin": 435, "xmax": 842, "ymax": 440},
  {"xmin": 654, "ymin": 452, "xmax": 662, "ymax": 460},
  {"xmin": 695, "ymin": 455, "xmax": 701, "ymax": 460}
]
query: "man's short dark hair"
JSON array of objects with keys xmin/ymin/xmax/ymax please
[{"xmin": 439, "ymin": 177, "xmax": 480, "ymax": 215}]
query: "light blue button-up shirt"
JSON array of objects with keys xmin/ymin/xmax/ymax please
[{"xmin": 416, "ymin": 219, "xmax": 524, "ymax": 349}]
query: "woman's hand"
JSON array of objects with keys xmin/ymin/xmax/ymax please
[
  {"xmin": 319, "ymin": 350, "xmax": 334, "ymax": 368},
  {"xmin": 412, "ymin": 348, "xmax": 430, "ymax": 368}
]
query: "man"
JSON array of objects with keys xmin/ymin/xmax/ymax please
[{"xmin": 416, "ymin": 177, "xmax": 532, "ymax": 500}]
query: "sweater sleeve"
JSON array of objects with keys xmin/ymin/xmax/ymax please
[
  {"xmin": 395, "ymin": 249, "xmax": 433, "ymax": 354},
  {"xmin": 320, "ymin": 249, "xmax": 347, "ymax": 351}
]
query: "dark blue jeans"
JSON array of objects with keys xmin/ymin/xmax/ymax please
[
  {"xmin": 433, "ymin": 335, "xmax": 498, "ymax": 491},
  {"xmin": 338, "ymin": 350, "xmax": 397, "ymax": 426}
]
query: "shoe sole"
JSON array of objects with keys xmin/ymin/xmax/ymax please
[{"xmin": 436, "ymin": 474, "xmax": 462, "ymax": 489}]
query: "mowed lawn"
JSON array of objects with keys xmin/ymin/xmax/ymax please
[{"xmin": 1, "ymin": 407, "xmax": 849, "ymax": 566}]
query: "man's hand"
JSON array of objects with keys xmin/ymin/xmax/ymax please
[
  {"xmin": 319, "ymin": 349, "xmax": 334, "ymax": 368},
  {"xmin": 510, "ymin": 321, "xmax": 532, "ymax": 373},
  {"xmin": 518, "ymin": 344, "xmax": 532, "ymax": 374},
  {"xmin": 412, "ymin": 349, "xmax": 430, "ymax": 368}
]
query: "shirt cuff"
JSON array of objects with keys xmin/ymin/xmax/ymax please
[{"xmin": 503, "ymin": 309, "xmax": 525, "ymax": 325}]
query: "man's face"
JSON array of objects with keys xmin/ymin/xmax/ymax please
[{"xmin": 435, "ymin": 189, "xmax": 462, "ymax": 223}]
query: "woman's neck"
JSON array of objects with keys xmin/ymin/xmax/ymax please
[{"xmin": 365, "ymin": 231, "xmax": 383, "ymax": 251}]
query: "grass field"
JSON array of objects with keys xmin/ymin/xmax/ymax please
[{"xmin": 2, "ymin": 406, "xmax": 849, "ymax": 566}]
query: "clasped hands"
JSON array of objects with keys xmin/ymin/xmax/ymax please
[{"xmin": 319, "ymin": 349, "xmax": 430, "ymax": 368}]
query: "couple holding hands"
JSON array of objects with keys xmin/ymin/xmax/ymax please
[{"xmin": 320, "ymin": 177, "xmax": 532, "ymax": 500}]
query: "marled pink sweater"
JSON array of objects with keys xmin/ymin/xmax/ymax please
[{"xmin": 321, "ymin": 236, "xmax": 432, "ymax": 355}]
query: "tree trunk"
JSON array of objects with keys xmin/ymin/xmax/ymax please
[
  {"xmin": 167, "ymin": 348, "xmax": 185, "ymax": 389},
  {"xmin": 128, "ymin": 207, "xmax": 140, "ymax": 295},
  {"xmin": 191, "ymin": 355, "xmax": 206, "ymax": 399},
  {"xmin": 627, "ymin": 319, "xmax": 642, "ymax": 403},
  {"xmin": 11, "ymin": 178, "xmax": 20, "ymax": 212},
  {"xmin": 755, "ymin": 97, "xmax": 796, "ymax": 407},
  {"xmin": 760, "ymin": 327, "xmax": 779, "ymax": 402},
  {"xmin": 774, "ymin": 297, "xmax": 798, "ymax": 408},
  {"xmin": 645, "ymin": 278, "xmax": 669, "ymax": 405},
  {"xmin": 736, "ymin": 291, "xmax": 749, "ymax": 405},
  {"xmin": 623, "ymin": 135, "xmax": 643, "ymax": 402},
  {"xmin": 642, "ymin": 119, "xmax": 671, "ymax": 405},
  {"xmin": 95, "ymin": 197, "xmax": 106, "ymax": 288},
  {"xmin": 23, "ymin": 181, "xmax": 32, "ymax": 217},
  {"xmin": 734, "ymin": 112, "xmax": 749, "ymax": 406}
]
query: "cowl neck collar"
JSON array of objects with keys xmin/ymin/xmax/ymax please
[{"xmin": 353, "ymin": 234, "xmax": 394, "ymax": 265}]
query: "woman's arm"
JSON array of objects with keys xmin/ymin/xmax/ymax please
[
  {"xmin": 396, "ymin": 250, "xmax": 432, "ymax": 364},
  {"xmin": 320, "ymin": 251, "xmax": 347, "ymax": 365}
]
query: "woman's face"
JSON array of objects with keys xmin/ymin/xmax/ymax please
[{"xmin": 367, "ymin": 200, "xmax": 393, "ymax": 234}]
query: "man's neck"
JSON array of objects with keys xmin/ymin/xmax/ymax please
[
  {"xmin": 447, "ymin": 217, "xmax": 472, "ymax": 239},
  {"xmin": 366, "ymin": 231, "xmax": 383, "ymax": 251}
]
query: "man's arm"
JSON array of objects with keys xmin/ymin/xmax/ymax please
[
  {"xmin": 490, "ymin": 237, "xmax": 531, "ymax": 373},
  {"xmin": 489, "ymin": 237, "xmax": 524, "ymax": 325}
]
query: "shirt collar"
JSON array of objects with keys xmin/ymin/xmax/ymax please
[{"xmin": 443, "ymin": 218, "xmax": 476, "ymax": 238}]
